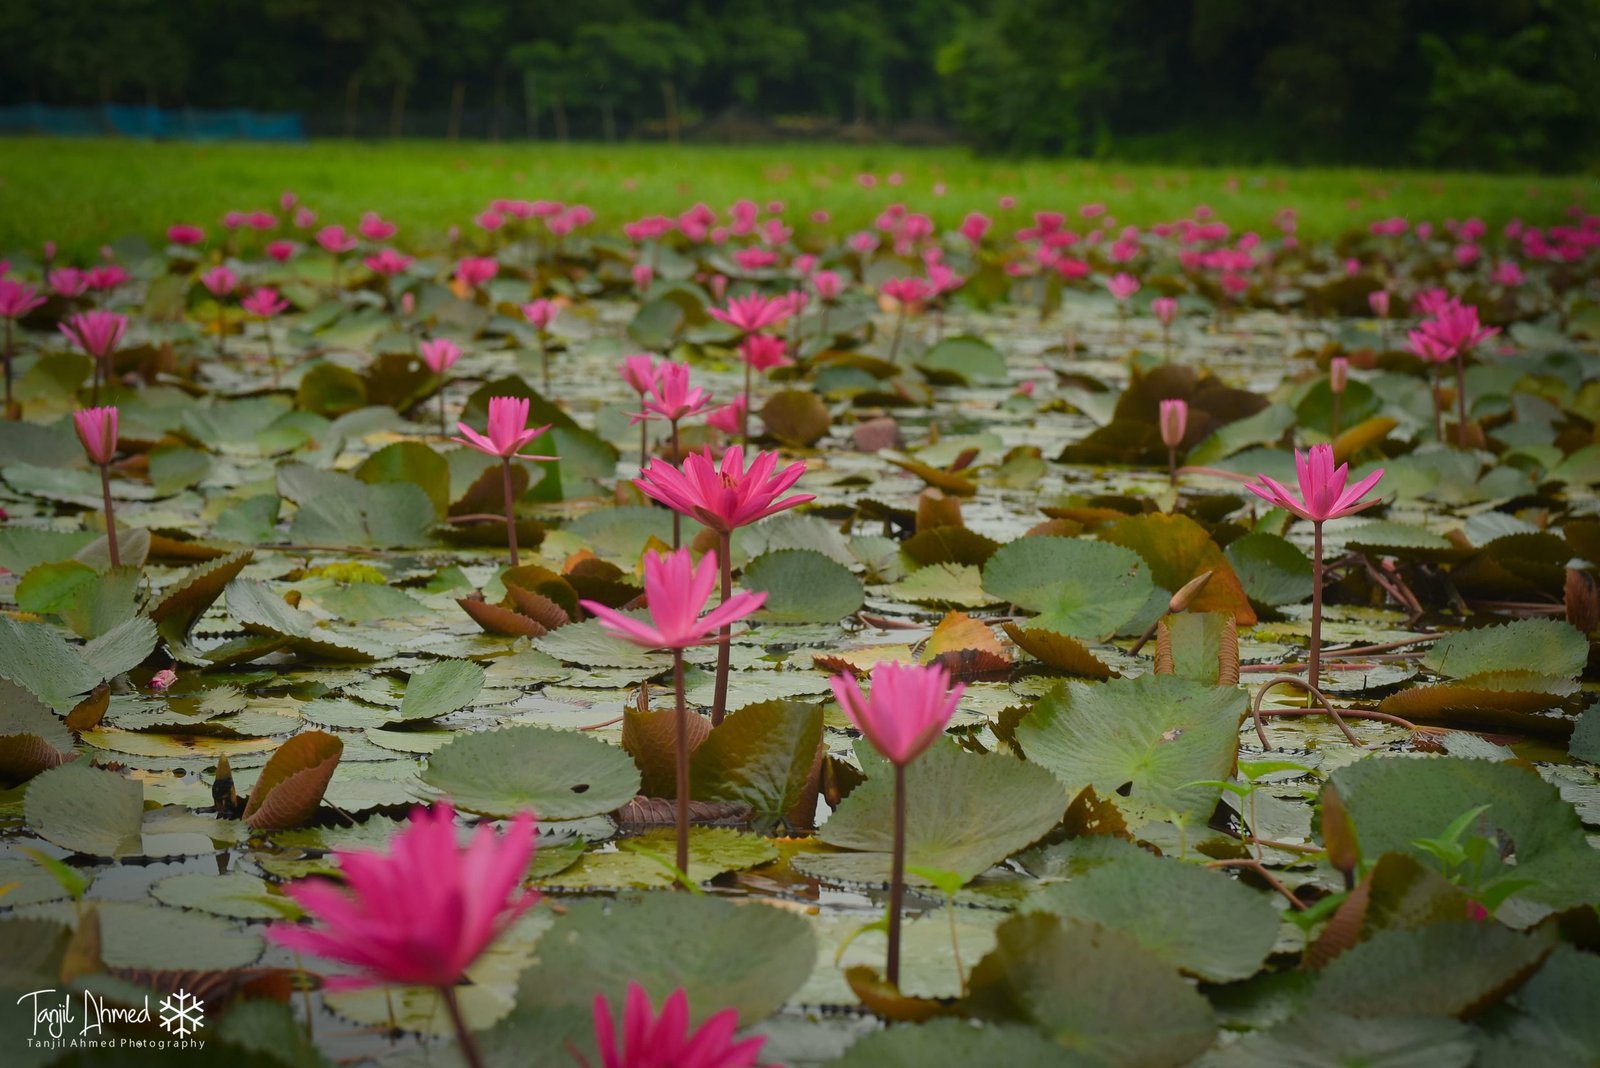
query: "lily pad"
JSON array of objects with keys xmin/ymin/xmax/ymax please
[
  {"xmin": 396, "ymin": 659, "xmax": 485, "ymax": 721},
  {"xmin": 982, "ymin": 536, "xmax": 1154, "ymax": 640},
  {"xmin": 743, "ymin": 549, "xmax": 864, "ymax": 623},
  {"xmin": 420, "ymin": 724, "xmax": 642, "ymax": 819}
]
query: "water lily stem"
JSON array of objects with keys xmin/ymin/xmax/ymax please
[
  {"xmin": 712, "ymin": 531, "xmax": 732, "ymax": 727},
  {"xmin": 1454, "ymin": 353, "xmax": 1468, "ymax": 448},
  {"xmin": 1431, "ymin": 367, "xmax": 1444, "ymax": 442},
  {"xmin": 888, "ymin": 307, "xmax": 906, "ymax": 365},
  {"xmin": 500, "ymin": 458, "xmax": 519, "ymax": 567},
  {"xmin": 673, "ymin": 647, "xmax": 690, "ymax": 886},
  {"xmin": 742, "ymin": 359, "xmax": 753, "ymax": 445},
  {"xmin": 539, "ymin": 333, "xmax": 550, "ymax": 395},
  {"xmin": 100, "ymin": 462, "xmax": 120, "ymax": 568},
  {"xmin": 3, "ymin": 318, "xmax": 14, "ymax": 416},
  {"xmin": 440, "ymin": 985, "xmax": 485, "ymax": 1068},
  {"xmin": 437, "ymin": 375, "xmax": 447, "ymax": 436},
  {"xmin": 1308, "ymin": 521, "xmax": 1324, "ymax": 683},
  {"xmin": 888, "ymin": 761, "xmax": 907, "ymax": 987}
]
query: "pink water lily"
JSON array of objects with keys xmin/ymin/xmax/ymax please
[
  {"xmin": 707, "ymin": 292, "xmax": 790, "ymax": 335},
  {"xmin": 167, "ymin": 224, "xmax": 205, "ymax": 246},
  {"xmin": 242, "ymin": 287, "xmax": 288, "ymax": 318},
  {"xmin": 618, "ymin": 353, "xmax": 663, "ymax": 397},
  {"xmin": 49, "ymin": 268, "xmax": 89, "ymax": 298},
  {"xmin": 421, "ymin": 338, "xmax": 462, "ymax": 375},
  {"xmin": 739, "ymin": 334, "xmax": 790, "ymax": 372},
  {"xmin": 455, "ymin": 256, "xmax": 498, "ymax": 289},
  {"xmin": 453, "ymin": 396, "xmax": 557, "ymax": 460},
  {"xmin": 60, "ymin": 309, "xmax": 127, "ymax": 360},
  {"xmin": 358, "ymin": 211, "xmax": 398, "ymax": 241},
  {"xmin": 636, "ymin": 446, "xmax": 812, "ymax": 535},
  {"xmin": 1106, "ymin": 272, "xmax": 1141, "ymax": 302},
  {"xmin": 631, "ymin": 362, "xmax": 711, "ymax": 427},
  {"xmin": 707, "ymin": 394, "xmax": 747, "ymax": 436},
  {"xmin": 0, "ymin": 279, "xmax": 46, "ymax": 321},
  {"xmin": 880, "ymin": 276, "xmax": 932, "ymax": 306},
  {"xmin": 1247, "ymin": 444, "xmax": 1384, "ymax": 524},
  {"xmin": 586, "ymin": 983, "xmax": 765, "ymax": 1068},
  {"xmin": 73, "ymin": 405, "xmax": 122, "ymax": 565},
  {"xmin": 365, "ymin": 249, "xmax": 412, "ymax": 276},
  {"xmin": 316, "ymin": 225, "xmax": 358, "ymax": 254},
  {"xmin": 200, "ymin": 265, "xmax": 237, "ymax": 297},
  {"xmin": 581, "ymin": 547, "xmax": 763, "ymax": 652}
]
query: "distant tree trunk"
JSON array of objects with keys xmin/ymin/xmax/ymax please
[
  {"xmin": 490, "ymin": 65, "xmax": 506, "ymax": 140},
  {"xmin": 601, "ymin": 96, "xmax": 616, "ymax": 142},
  {"xmin": 662, "ymin": 79, "xmax": 680, "ymax": 144},
  {"xmin": 553, "ymin": 92, "xmax": 569, "ymax": 142},
  {"xmin": 523, "ymin": 70, "xmax": 539, "ymax": 139},
  {"xmin": 389, "ymin": 82, "xmax": 407, "ymax": 138},
  {"xmin": 448, "ymin": 80, "xmax": 465, "ymax": 140},
  {"xmin": 344, "ymin": 73, "xmax": 362, "ymax": 137},
  {"xmin": 853, "ymin": 77, "xmax": 866, "ymax": 125}
]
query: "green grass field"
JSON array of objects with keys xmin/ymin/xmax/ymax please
[{"xmin": 2, "ymin": 138, "xmax": 1595, "ymax": 256}]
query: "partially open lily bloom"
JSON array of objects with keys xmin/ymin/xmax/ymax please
[
  {"xmin": 1368, "ymin": 290, "xmax": 1391, "ymax": 318},
  {"xmin": 420, "ymin": 338, "xmax": 462, "ymax": 375},
  {"xmin": 167, "ymin": 224, "xmax": 206, "ymax": 247},
  {"xmin": 242, "ymin": 288, "xmax": 289, "ymax": 318},
  {"xmin": 316, "ymin": 225, "xmax": 359, "ymax": 254},
  {"xmin": 1329, "ymin": 356, "xmax": 1349, "ymax": 394},
  {"xmin": 1418, "ymin": 298, "xmax": 1498, "ymax": 359},
  {"xmin": 618, "ymin": 353, "xmax": 663, "ymax": 397},
  {"xmin": 580, "ymin": 547, "xmax": 764, "ymax": 651},
  {"xmin": 59, "ymin": 310, "xmax": 128, "ymax": 360},
  {"xmin": 455, "ymin": 256, "xmax": 498, "ymax": 289},
  {"xmin": 636, "ymin": 446, "xmax": 813, "ymax": 534},
  {"xmin": 811, "ymin": 271, "xmax": 843, "ymax": 301},
  {"xmin": 1106, "ymin": 272, "xmax": 1141, "ymax": 302},
  {"xmin": 830, "ymin": 661, "xmax": 964, "ymax": 767},
  {"xmin": 706, "ymin": 395, "xmax": 747, "ymax": 436},
  {"xmin": 49, "ymin": 267, "xmax": 89, "ymax": 298},
  {"xmin": 453, "ymin": 396, "xmax": 558, "ymax": 460},
  {"xmin": 738, "ymin": 334, "xmax": 790, "ymax": 372},
  {"xmin": 73, "ymin": 405, "xmax": 119, "ymax": 465},
  {"xmin": 1247, "ymin": 444, "xmax": 1385, "ymax": 524},
  {"xmin": 523, "ymin": 298, "xmax": 560, "ymax": 331},
  {"xmin": 630, "ymin": 362, "xmax": 711, "ymax": 425},
  {"xmin": 707, "ymin": 293, "xmax": 790, "ymax": 335},
  {"xmin": 587, "ymin": 982, "xmax": 765, "ymax": 1068},
  {"xmin": 200, "ymin": 265, "xmax": 238, "ymax": 298},
  {"xmin": 1407, "ymin": 329, "xmax": 1453, "ymax": 364},
  {"xmin": 0, "ymin": 278, "xmax": 46, "ymax": 320},
  {"xmin": 365, "ymin": 249, "xmax": 412, "ymax": 276},
  {"xmin": 880, "ymin": 276, "xmax": 932, "ymax": 306},
  {"xmin": 1152, "ymin": 296, "xmax": 1179, "ymax": 326},
  {"xmin": 266, "ymin": 803, "xmax": 539, "ymax": 990},
  {"xmin": 1159, "ymin": 398, "xmax": 1187, "ymax": 448}
]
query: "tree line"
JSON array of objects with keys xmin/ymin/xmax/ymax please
[{"xmin": 1, "ymin": 0, "xmax": 1595, "ymax": 169}]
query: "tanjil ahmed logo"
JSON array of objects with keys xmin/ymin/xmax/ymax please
[{"xmin": 17, "ymin": 988, "xmax": 206, "ymax": 1051}]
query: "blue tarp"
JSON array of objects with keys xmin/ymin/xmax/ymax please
[{"xmin": 0, "ymin": 105, "xmax": 304, "ymax": 141}]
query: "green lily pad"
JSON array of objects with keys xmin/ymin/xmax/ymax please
[
  {"xmin": 420, "ymin": 724, "xmax": 642, "ymax": 819},
  {"xmin": 982, "ymin": 536, "xmax": 1154, "ymax": 639},
  {"xmin": 1421, "ymin": 619, "xmax": 1587, "ymax": 681},
  {"xmin": 150, "ymin": 871, "xmax": 283, "ymax": 920},
  {"xmin": 1016, "ymin": 675, "xmax": 1245, "ymax": 824},
  {"xmin": 1225, "ymin": 532, "xmax": 1315, "ymax": 607},
  {"xmin": 396, "ymin": 659, "xmax": 485, "ymax": 721},
  {"xmin": 743, "ymin": 549, "xmax": 864, "ymax": 624},
  {"xmin": 916, "ymin": 335, "xmax": 1009, "ymax": 385},
  {"xmin": 1313, "ymin": 922, "xmax": 1556, "ymax": 1018},
  {"xmin": 24, "ymin": 762, "xmax": 144, "ymax": 857},
  {"xmin": 833, "ymin": 1018, "xmax": 1099, "ymax": 1066},
  {"xmin": 541, "ymin": 827, "xmax": 777, "ymax": 890},
  {"xmin": 1199, "ymin": 1012, "xmax": 1475, "ymax": 1068},
  {"xmin": 690, "ymin": 699, "xmax": 822, "ymax": 824},
  {"xmin": 811, "ymin": 743, "xmax": 1064, "ymax": 884}
]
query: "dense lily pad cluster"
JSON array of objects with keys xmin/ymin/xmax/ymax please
[{"xmin": 1, "ymin": 184, "xmax": 1599, "ymax": 1067}]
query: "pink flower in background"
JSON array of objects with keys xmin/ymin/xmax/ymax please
[
  {"xmin": 1106, "ymin": 273, "xmax": 1140, "ymax": 302},
  {"xmin": 1416, "ymin": 222, "xmax": 1434, "ymax": 241},
  {"xmin": 926, "ymin": 263, "xmax": 964, "ymax": 295},
  {"xmin": 265, "ymin": 240, "xmax": 298, "ymax": 263},
  {"xmin": 830, "ymin": 661, "xmax": 963, "ymax": 767},
  {"xmin": 1454, "ymin": 243, "xmax": 1481, "ymax": 267},
  {"xmin": 739, "ymin": 334, "xmax": 790, "ymax": 372},
  {"xmin": 707, "ymin": 394, "xmax": 747, "ymax": 436},
  {"xmin": 1152, "ymin": 296, "xmax": 1179, "ymax": 326},
  {"xmin": 588, "ymin": 983, "xmax": 766, "ymax": 1068},
  {"xmin": 1368, "ymin": 290, "xmax": 1391, "ymax": 318},
  {"xmin": 1408, "ymin": 329, "xmax": 1453, "ymax": 364},
  {"xmin": 709, "ymin": 275, "xmax": 729, "ymax": 303},
  {"xmin": 73, "ymin": 405, "xmax": 119, "ymax": 465},
  {"xmin": 812, "ymin": 271, "xmax": 843, "ymax": 301},
  {"xmin": 732, "ymin": 248, "xmax": 777, "ymax": 272},
  {"xmin": 455, "ymin": 256, "xmax": 498, "ymax": 289},
  {"xmin": 279, "ymin": 191, "xmax": 297, "ymax": 211},
  {"xmin": 1330, "ymin": 356, "xmax": 1350, "ymax": 394},
  {"xmin": 632, "ymin": 362, "xmax": 711, "ymax": 425},
  {"xmin": 998, "ymin": 195, "xmax": 1017, "ymax": 209},
  {"xmin": 476, "ymin": 209, "xmax": 506, "ymax": 231},
  {"xmin": 316, "ymin": 226, "xmax": 358, "ymax": 254},
  {"xmin": 523, "ymin": 299, "xmax": 559, "ymax": 332},
  {"xmin": 1412, "ymin": 287, "xmax": 1451, "ymax": 317},
  {"xmin": 707, "ymin": 293, "xmax": 790, "ymax": 335},
  {"xmin": 810, "ymin": 210, "xmax": 830, "ymax": 225},
  {"xmin": 848, "ymin": 232, "xmax": 879, "ymax": 255},
  {"xmin": 223, "ymin": 211, "xmax": 246, "ymax": 230},
  {"xmin": 0, "ymin": 279, "xmax": 46, "ymax": 319},
  {"xmin": 245, "ymin": 212, "xmax": 277, "ymax": 231},
  {"xmin": 636, "ymin": 446, "xmax": 813, "ymax": 534},
  {"xmin": 358, "ymin": 212, "xmax": 398, "ymax": 241},
  {"xmin": 1418, "ymin": 299, "xmax": 1498, "ymax": 358},
  {"xmin": 792, "ymin": 254, "xmax": 817, "ymax": 277},
  {"xmin": 420, "ymin": 338, "xmax": 462, "ymax": 375},
  {"xmin": 401, "ymin": 292, "xmax": 416, "ymax": 317},
  {"xmin": 1247, "ymin": 444, "xmax": 1385, "ymax": 523},
  {"xmin": 617, "ymin": 353, "xmax": 663, "ymax": 397},
  {"xmin": 880, "ymin": 276, "xmax": 932, "ymax": 306},
  {"xmin": 959, "ymin": 212, "xmax": 992, "ymax": 245},
  {"xmin": 200, "ymin": 265, "xmax": 238, "ymax": 298},
  {"xmin": 293, "ymin": 207, "xmax": 317, "ymax": 229},
  {"xmin": 266, "ymin": 803, "xmax": 539, "ymax": 991},
  {"xmin": 631, "ymin": 263, "xmax": 654, "ymax": 292},
  {"xmin": 241, "ymin": 288, "xmax": 289, "ymax": 318},
  {"xmin": 365, "ymin": 249, "xmax": 412, "ymax": 276},
  {"xmin": 582, "ymin": 547, "xmax": 764, "ymax": 651},
  {"xmin": 59, "ymin": 310, "xmax": 128, "ymax": 359},
  {"xmin": 150, "ymin": 668, "xmax": 178, "ymax": 691},
  {"xmin": 453, "ymin": 396, "xmax": 557, "ymax": 460},
  {"xmin": 86, "ymin": 265, "xmax": 128, "ymax": 292},
  {"xmin": 167, "ymin": 224, "xmax": 205, "ymax": 246},
  {"xmin": 1492, "ymin": 262, "xmax": 1525, "ymax": 287},
  {"xmin": 1159, "ymin": 399, "xmax": 1187, "ymax": 448}
]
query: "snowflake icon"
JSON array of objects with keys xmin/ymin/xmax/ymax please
[{"xmin": 158, "ymin": 989, "xmax": 205, "ymax": 1038}]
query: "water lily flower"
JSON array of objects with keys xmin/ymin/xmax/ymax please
[
  {"xmin": 1417, "ymin": 298, "xmax": 1498, "ymax": 446},
  {"xmin": 265, "ymin": 240, "xmax": 298, "ymax": 263},
  {"xmin": 316, "ymin": 225, "xmax": 358, "ymax": 255},
  {"xmin": 150, "ymin": 667, "xmax": 178, "ymax": 691},
  {"xmin": 242, "ymin": 288, "xmax": 288, "ymax": 318},
  {"xmin": 455, "ymin": 256, "xmax": 498, "ymax": 290},
  {"xmin": 707, "ymin": 293, "xmax": 790, "ymax": 336},
  {"xmin": 959, "ymin": 212, "xmax": 992, "ymax": 245},
  {"xmin": 586, "ymin": 983, "xmax": 765, "ymax": 1068},
  {"xmin": 365, "ymin": 249, "xmax": 412, "ymax": 276},
  {"xmin": 421, "ymin": 338, "xmax": 461, "ymax": 376},
  {"xmin": 454, "ymin": 397, "xmax": 558, "ymax": 566},
  {"xmin": 358, "ymin": 211, "xmax": 398, "ymax": 241},
  {"xmin": 1248, "ymin": 445, "xmax": 1385, "ymax": 681},
  {"xmin": 631, "ymin": 362, "xmax": 711, "ymax": 429},
  {"xmin": 49, "ymin": 267, "xmax": 89, "ymax": 298},
  {"xmin": 707, "ymin": 395, "xmax": 747, "ymax": 437},
  {"xmin": 829, "ymin": 661, "xmax": 963, "ymax": 985},
  {"xmin": 581, "ymin": 547, "xmax": 765, "ymax": 880},
  {"xmin": 200, "ymin": 266, "xmax": 237, "ymax": 298},
  {"xmin": 0, "ymin": 279, "xmax": 46, "ymax": 413},
  {"xmin": 74, "ymin": 405, "xmax": 122, "ymax": 565},
  {"xmin": 1159, "ymin": 398, "xmax": 1186, "ymax": 485},
  {"xmin": 1106, "ymin": 272, "xmax": 1141, "ymax": 302},
  {"xmin": 167, "ymin": 224, "xmax": 205, "ymax": 247}
]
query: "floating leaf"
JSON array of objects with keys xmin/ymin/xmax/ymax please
[
  {"xmin": 1002, "ymin": 624, "xmax": 1114, "ymax": 678},
  {"xmin": 1313, "ymin": 922, "xmax": 1555, "ymax": 1018},
  {"xmin": 395, "ymin": 659, "xmax": 485, "ymax": 722},
  {"xmin": 742, "ymin": 548, "xmax": 864, "ymax": 623},
  {"xmin": 916, "ymin": 335, "xmax": 1008, "ymax": 385},
  {"xmin": 1421, "ymin": 619, "xmax": 1587, "ymax": 681},
  {"xmin": 982, "ymin": 537, "xmax": 1154, "ymax": 640},
  {"xmin": 811, "ymin": 743, "xmax": 1064, "ymax": 884},
  {"xmin": 150, "ymin": 551, "xmax": 254, "ymax": 643},
  {"xmin": 541, "ymin": 826, "xmax": 776, "ymax": 890},
  {"xmin": 421, "ymin": 724, "xmax": 642, "ymax": 819},
  {"xmin": 1202, "ymin": 1012, "xmax": 1476, "ymax": 1068},
  {"xmin": 690, "ymin": 699, "xmax": 822, "ymax": 825},
  {"xmin": 243, "ymin": 730, "xmax": 344, "ymax": 830},
  {"xmin": 1100, "ymin": 513, "xmax": 1256, "ymax": 626},
  {"xmin": 25, "ymin": 762, "xmax": 144, "ymax": 857},
  {"xmin": 760, "ymin": 389, "xmax": 831, "ymax": 446},
  {"xmin": 0, "ymin": 616, "xmax": 100, "ymax": 708},
  {"xmin": 1224, "ymin": 532, "xmax": 1314, "ymax": 607},
  {"xmin": 832, "ymin": 1018, "xmax": 1104, "ymax": 1067},
  {"xmin": 1016, "ymin": 675, "xmax": 1245, "ymax": 824}
]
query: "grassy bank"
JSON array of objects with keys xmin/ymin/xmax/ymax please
[{"xmin": 2, "ymin": 138, "xmax": 1594, "ymax": 256}]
